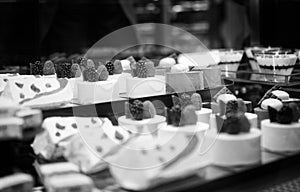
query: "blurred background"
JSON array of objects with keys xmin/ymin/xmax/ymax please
[{"xmin": 1, "ymin": 0, "xmax": 300, "ymax": 67}]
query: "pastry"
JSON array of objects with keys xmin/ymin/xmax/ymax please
[
  {"xmin": 217, "ymin": 49, "xmax": 244, "ymax": 77},
  {"xmin": 261, "ymin": 102, "xmax": 300, "ymax": 152},
  {"xmin": 210, "ymin": 99, "xmax": 261, "ymax": 166},
  {"xmin": 0, "ymin": 173, "xmax": 33, "ymax": 192}
]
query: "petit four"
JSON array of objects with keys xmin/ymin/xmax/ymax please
[
  {"xmin": 0, "ymin": 173, "xmax": 33, "ymax": 192},
  {"xmin": 210, "ymin": 99, "xmax": 261, "ymax": 166},
  {"xmin": 261, "ymin": 102, "xmax": 300, "ymax": 152}
]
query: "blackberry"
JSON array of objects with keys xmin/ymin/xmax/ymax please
[
  {"xmin": 57, "ymin": 63, "xmax": 72, "ymax": 78},
  {"xmin": 43, "ymin": 60, "xmax": 56, "ymax": 75},
  {"xmin": 277, "ymin": 105, "xmax": 293, "ymax": 124},
  {"xmin": 105, "ymin": 61, "xmax": 114, "ymax": 75},
  {"xmin": 83, "ymin": 68, "xmax": 99, "ymax": 82},
  {"xmin": 129, "ymin": 100, "xmax": 144, "ymax": 120},
  {"xmin": 136, "ymin": 60, "xmax": 147, "ymax": 78},
  {"xmin": 225, "ymin": 100, "xmax": 239, "ymax": 117},
  {"xmin": 30, "ymin": 61, "xmax": 43, "ymax": 75}
]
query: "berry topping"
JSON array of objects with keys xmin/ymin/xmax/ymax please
[
  {"xmin": 70, "ymin": 63, "xmax": 81, "ymax": 78},
  {"xmin": 180, "ymin": 93, "xmax": 192, "ymax": 109},
  {"xmin": 113, "ymin": 60, "xmax": 123, "ymax": 74},
  {"xmin": 105, "ymin": 61, "xmax": 114, "ymax": 75},
  {"xmin": 57, "ymin": 63, "xmax": 72, "ymax": 78},
  {"xmin": 86, "ymin": 59, "xmax": 95, "ymax": 69},
  {"xmin": 43, "ymin": 60, "xmax": 56, "ymax": 75},
  {"xmin": 167, "ymin": 105, "xmax": 182, "ymax": 127},
  {"xmin": 30, "ymin": 61, "xmax": 43, "ymax": 75},
  {"xmin": 30, "ymin": 84, "xmax": 41, "ymax": 93},
  {"xmin": 127, "ymin": 56, "xmax": 137, "ymax": 77},
  {"xmin": 143, "ymin": 58, "xmax": 155, "ymax": 77},
  {"xmin": 136, "ymin": 60, "xmax": 147, "ymax": 78},
  {"xmin": 129, "ymin": 100, "xmax": 144, "ymax": 120},
  {"xmin": 79, "ymin": 57, "xmax": 88, "ymax": 69},
  {"xmin": 225, "ymin": 100, "xmax": 239, "ymax": 117},
  {"xmin": 191, "ymin": 93, "xmax": 202, "ymax": 110},
  {"xmin": 15, "ymin": 82, "xmax": 24, "ymax": 89},
  {"xmin": 181, "ymin": 105, "xmax": 198, "ymax": 125},
  {"xmin": 97, "ymin": 65, "xmax": 109, "ymax": 81},
  {"xmin": 83, "ymin": 68, "xmax": 99, "ymax": 82}
]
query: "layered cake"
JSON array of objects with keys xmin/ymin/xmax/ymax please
[
  {"xmin": 172, "ymin": 93, "xmax": 212, "ymax": 124},
  {"xmin": 217, "ymin": 49, "xmax": 244, "ymax": 77},
  {"xmin": 77, "ymin": 60, "xmax": 119, "ymax": 104},
  {"xmin": 118, "ymin": 100, "xmax": 165, "ymax": 134},
  {"xmin": 245, "ymin": 46, "xmax": 280, "ymax": 71},
  {"xmin": 1, "ymin": 75, "xmax": 72, "ymax": 107},
  {"xmin": 255, "ymin": 50, "xmax": 297, "ymax": 82},
  {"xmin": 261, "ymin": 102, "xmax": 300, "ymax": 152},
  {"xmin": 210, "ymin": 99, "xmax": 261, "ymax": 166},
  {"xmin": 126, "ymin": 57, "xmax": 165, "ymax": 98}
]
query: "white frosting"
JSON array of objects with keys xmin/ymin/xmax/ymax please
[
  {"xmin": 0, "ymin": 97, "xmax": 19, "ymax": 117},
  {"xmin": 0, "ymin": 173, "xmax": 33, "ymax": 190},
  {"xmin": 39, "ymin": 162, "xmax": 79, "ymax": 179},
  {"xmin": 16, "ymin": 109, "xmax": 42, "ymax": 128},
  {"xmin": 170, "ymin": 64, "xmax": 189, "ymax": 73},
  {"xmin": 256, "ymin": 54, "xmax": 297, "ymax": 67},
  {"xmin": 118, "ymin": 115, "xmax": 166, "ymax": 134},
  {"xmin": 77, "ymin": 79, "xmax": 119, "ymax": 104},
  {"xmin": 211, "ymin": 128, "xmax": 261, "ymax": 166},
  {"xmin": 1, "ymin": 76, "xmax": 73, "ymax": 107},
  {"xmin": 196, "ymin": 108, "xmax": 212, "ymax": 124},
  {"xmin": 0, "ymin": 117, "xmax": 24, "ymax": 139},
  {"xmin": 109, "ymin": 122, "xmax": 208, "ymax": 190},
  {"xmin": 120, "ymin": 59, "xmax": 131, "ymax": 71},
  {"xmin": 271, "ymin": 90, "xmax": 290, "ymax": 100},
  {"xmin": 159, "ymin": 57, "xmax": 176, "ymax": 68},
  {"xmin": 216, "ymin": 94, "xmax": 237, "ymax": 104},
  {"xmin": 44, "ymin": 173, "xmax": 93, "ymax": 191},
  {"xmin": 108, "ymin": 73, "xmax": 131, "ymax": 94},
  {"xmin": 126, "ymin": 76, "xmax": 165, "ymax": 98},
  {"xmin": 218, "ymin": 50, "xmax": 244, "ymax": 63},
  {"xmin": 261, "ymin": 119, "xmax": 300, "ymax": 152},
  {"xmin": 261, "ymin": 98, "xmax": 283, "ymax": 111}
]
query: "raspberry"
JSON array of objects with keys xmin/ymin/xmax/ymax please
[
  {"xmin": 79, "ymin": 57, "xmax": 88, "ymax": 70},
  {"xmin": 144, "ymin": 58, "xmax": 155, "ymax": 77},
  {"xmin": 43, "ymin": 60, "xmax": 56, "ymax": 75},
  {"xmin": 113, "ymin": 60, "xmax": 123, "ymax": 74},
  {"xmin": 70, "ymin": 63, "xmax": 81, "ymax": 78},
  {"xmin": 83, "ymin": 68, "xmax": 99, "ymax": 82},
  {"xmin": 97, "ymin": 65, "xmax": 109, "ymax": 81},
  {"xmin": 105, "ymin": 61, "xmax": 114, "ymax": 75},
  {"xmin": 191, "ymin": 93, "xmax": 202, "ymax": 110},
  {"xmin": 86, "ymin": 59, "xmax": 95, "ymax": 69},
  {"xmin": 136, "ymin": 60, "xmax": 147, "ymax": 78},
  {"xmin": 129, "ymin": 100, "xmax": 144, "ymax": 120}
]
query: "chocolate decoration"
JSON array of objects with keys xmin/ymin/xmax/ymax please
[
  {"xmin": 91, "ymin": 118, "xmax": 97, "ymax": 124},
  {"xmin": 268, "ymin": 106, "xmax": 278, "ymax": 123},
  {"xmin": 45, "ymin": 83, "xmax": 52, "ymax": 88},
  {"xmin": 55, "ymin": 123, "xmax": 65, "ymax": 130},
  {"xmin": 268, "ymin": 103, "xmax": 299, "ymax": 124},
  {"xmin": 115, "ymin": 131, "xmax": 124, "ymax": 141},
  {"xmin": 55, "ymin": 132, "xmax": 60, "ymax": 137},
  {"xmin": 15, "ymin": 82, "xmax": 24, "ymax": 88},
  {"xmin": 96, "ymin": 146, "xmax": 103, "ymax": 153},
  {"xmin": 30, "ymin": 84, "xmax": 41, "ymax": 93},
  {"xmin": 277, "ymin": 105, "xmax": 293, "ymax": 124},
  {"xmin": 71, "ymin": 123, "xmax": 77, "ymax": 129},
  {"xmin": 20, "ymin": 93, "xmax": 25, "ymax": 99}
]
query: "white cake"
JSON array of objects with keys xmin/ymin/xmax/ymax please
[
  {"xmin": 196, "ymin": 108, "xmax": 212, "ymax": 124},
  {"xmin": 1, "ymin": 76, "xmax": 72, "ymax": 107},
  {"xmin": 108, "ymin": 73, "xmax": 131, "ymax": 94},
  {"xmin": 0, "ymin": 173, "xmax": 33, "ymax": 192},
  {"xmin": 16, "ymin": 108, "xmax": 42, "ymax": 128},
  {"xmin": 126, "ymin": 76, "xmax": 165, "ymax": 98},
  {"xmin": 38, "ymin": 162, "xmax": 79, "ymax": 182},
  {"xmin": 109, "ymin": 122, "xmax": 208, "ymax": 190},
  {"xmin": 0, "ymin": 117, "xmax": 24, "ymax": 139},
  {"xmin": 0, "ymin": 97, "xmax": 20, "ymax": 117},
  {"xmin": 44, "ymin": 173, "xmax": 93, "ymax": 192},
  {"xmin": 211, "ymin": 128, "xmax": 261, "ymax": 166},
  {"xmin": 261, "ymin": 119, "xmax": 300, "ymax": 152},
  {"xmin": 77, "ymin": 79, "xmax": 119, "ymax": 104},
  {"xmin": 118, "ymin": 115, "xmax": 166, "ymax": 134}
]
